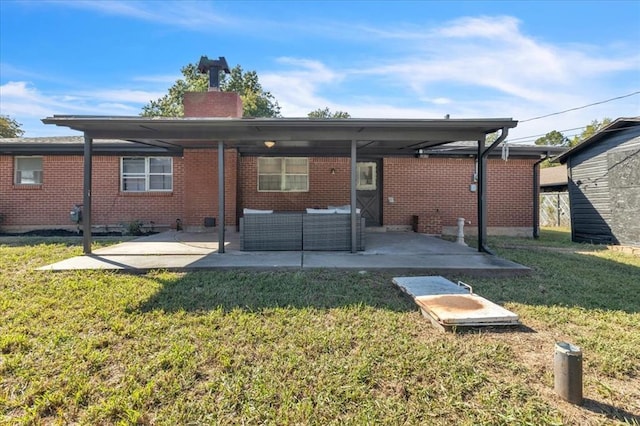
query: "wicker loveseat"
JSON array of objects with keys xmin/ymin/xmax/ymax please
[{"xmin": 240, "ymin": 209, "xmax": 365, "ymax": 251}]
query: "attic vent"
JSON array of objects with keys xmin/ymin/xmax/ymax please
[{"xmin": 197, "ymin": 56, "xmax": 231, "ymax": 90}]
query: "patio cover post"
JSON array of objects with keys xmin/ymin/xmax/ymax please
[
  {"xmin": 477, "ymin": 136, "xmax": 488, "ymax": 253},
  {"xmin": 218, "ymin": 141, "xmax": 225, "ymax": 254},
  {"xmin": 477, "ymin": 127, "xmax": 509, "ymax": 254},
  {"xmin": 350, "ymin": 139, "xmax": 357, "ymax": 253},
  {"xmin": 82, "ymin": 134, "xmax": 93, "ymax": 254}
]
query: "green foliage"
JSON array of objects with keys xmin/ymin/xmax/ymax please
[
  {"xmin": 0, "ymin": 115, "xmax": 25, "ymax": 138},
  {"xmin": 1, "ymin": 231, "xmax": 639, "ymax": 424},
  {"xmin": 485, "ymin": 131, "xmax": 502, "ymax": 144},
  {"xmin": 534, "ymin": 130, "xmax": 567, "ymax": 146},
  {"xmin": 538, "ymin": 158, "xmax": 555, "ymax": 168},
  {"xmin": 221, "ymin": 65, "xmax": 281, "ymax": 118},
  {"xmin": 141, "ymin": 63, "xmax": 281, "ymax": 118},
  {"xmin": 122, "ymin": 219, "xmax": 144, "ymax": 236},
  {"xmin": 308, "ymin": 107, "xmax": 351, "ymax": 119},
  {"xmin": 569, "ymin": 117, "xmax": 612, "ymax": 147}
]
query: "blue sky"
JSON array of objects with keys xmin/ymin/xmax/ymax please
[{"xmin": 1, "ymin": 0, "xmax": 639, "ymax": 143}]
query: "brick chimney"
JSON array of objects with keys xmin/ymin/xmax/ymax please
[
  {"xmin": 183, "ymin": 55, "xmax": 243, "ymax": 118},
  {"xmin": 183, "ymin": 91, "xmax": 243, "ymax": 118}
]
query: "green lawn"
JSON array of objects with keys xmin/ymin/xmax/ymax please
[{"xmin": 1, "ymin": 230, "xmax": 639, "ymax": 425}]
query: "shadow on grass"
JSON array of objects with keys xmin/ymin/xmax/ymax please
[
  {"xmin": 133, "ymin": 270, "xmax": 416, "ymax": 313},
  {"xmin": 449, "ymin": 248, "xmax": 640, "ymax": 314},
  {"xmin": 583, "ymin": 398, "xmax": 640, "ymax": 424},
  {"xmin": 0, "ymin": 236, "xmax": 84, "ymax": 247},
  {"xmin": 0, "ymin": 235, "xmax": 130, "ymax": 248}
]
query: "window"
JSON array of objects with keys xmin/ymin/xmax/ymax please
[
  {"xmin": 15, "ymin": 156, "xmax": 43, "ymax": 185},
  {"xmin": 258, "ymin": 157, "xmax": 308, "ymax": 192},
  {"xmin": 121, "ymin": 157, "xmax": 172, "ymax": 192},
  {"xmin": 357, "ymin": 162, "xmax": 376, "ymax": 190}
]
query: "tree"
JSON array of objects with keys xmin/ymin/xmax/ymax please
[
  {"xmin": 569, "ymin": 118, "xmax": 612, "ymax": 147},
  {"xmin": 222, "ymin": 66, "xmax": 281, "ymax": 118},
  {"xmin": 0, "ymin": 115, "xmax": 24, "ymax": 138},
  {"xmin": 307, "ymin": 107, "xmax": 351, "ymax": 119},
  {"xmin": 141, "ymin": 63, "xmax": 281, "ymax": 118},
  {"xmin": 535, "ymin": 130, "xmax": 567, "ymax": 146}
]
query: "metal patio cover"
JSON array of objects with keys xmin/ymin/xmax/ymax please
[
  {"xmin": 42, "ymin": 115, "xmax": 518, "ymax": 255},
  {"xmin": 42, "ymin": 116, "xmax": 517, "ymax": 155}
]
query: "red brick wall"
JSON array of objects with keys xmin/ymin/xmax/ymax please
[
  {"xmin": 90, "ymin": 157, "xmax": 184, "ymax": 227},
  {"xmin": 2, "ymin": 154, "xmax": 535, "ymax": 231},
  {"xmin": 183, "ymin": 91, "xmax": 243, "ymax": 118},
  {"xmin": 183, "ymin": 148, "xmax": 237, "ymax": 227},
  {"xmin": 238, "ymin": 156, "xmax": 534, "ymax": 229},
  {"xmin": 1, "ymin": 155, "xmax": 84, "ymax": 228},
  {"xmin": 0, "ymin": 155, "xmax": 183, "ymax": 229},
  {"xmin": 180, "ymin": 90, "xmax": 241, "ymax": 227},
  {"xmin": 383, "ymin": 157, "xmax": 535, "ymax": 228},
  {"xmin": 239, "ymin": 157, "xmax": 352, "ymax": 211},
  {"xmin": 1, "ymin": 150, "xmax": 238, "ymax": 230}
]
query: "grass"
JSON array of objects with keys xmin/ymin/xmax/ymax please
[{"xmin": 1, "ymin": 229, "xmax": 639, "ymax": 425}]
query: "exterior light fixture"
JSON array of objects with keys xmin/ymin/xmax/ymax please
[
  {"xmin": 264, "ymin": 141, "xmax": 276, "ymax": 148},
  {"xmin": 330, "ymin": 168, "xmax": 336, "ymax": 175}
]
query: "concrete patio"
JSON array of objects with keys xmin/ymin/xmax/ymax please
[{"xmin": 37, "ymin": 230, "xmax": 530, "ymax": 275}]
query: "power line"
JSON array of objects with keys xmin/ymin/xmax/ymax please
[
  {"xmin": 520, "ymin": 91, "xmax": 640, "ymax": 123},
  {"xmin": 507, "ymin": 119, "xmax": 635, "ymax": 145},
  {"xmin": 507, "ymin": 126, "xmax": 585, "ymax": 142}
]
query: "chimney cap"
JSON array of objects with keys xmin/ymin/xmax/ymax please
[{"xmin": 197, "ymin": 56, "xmax": 231, "ymax": 89}]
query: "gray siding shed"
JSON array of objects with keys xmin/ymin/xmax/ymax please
[{"xmin": 557, "ymin": 118, "xmax": 640, "ymax": 246}]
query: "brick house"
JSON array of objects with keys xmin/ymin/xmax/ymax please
[{"xmin": 1, "ymin": 87, "xmax": 563, "ymax": 252}]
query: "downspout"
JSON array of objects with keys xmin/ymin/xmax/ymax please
[
  {"xmin": 477, "ymin": 127, "xmax": 510, "ymax": 255},
  {"xmin": 532, "ymin": 152, "xmax": 550, "ymax": 239}
]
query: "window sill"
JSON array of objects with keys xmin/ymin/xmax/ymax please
[
  {"xmin": 13, "ymin": 184, "xmax": 43, "ymax": 190},
  {"xmin": 120, "ymin": 191, "xmax": 174, "ymax": 196}
]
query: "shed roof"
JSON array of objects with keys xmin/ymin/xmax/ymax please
[
  {"xmin": 554, "ymin": 117, "xmax": 640, "ymax": 164},
  {"xmin": 540, "ymin": 164, "xmax": 567, "ymax": 187}
]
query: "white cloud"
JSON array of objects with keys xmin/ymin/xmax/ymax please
[
  {"xmin": 436, "ymin": 16, "xmax": 523, "ymax": 40},
  {"xmin": 0, "ymin": 81, "xmax": 166, "ymax": 135},
  {"xmin": 256, "ymin": 14, "xmax": 638, "ymax": 139},
  {"xmin": 53, "ymin": 0, "xmax": 239, "ymax": 30},
  {"xmin": 262, "ymin": 58, "xmax": 347, "ymax": 117},
  {"xmin": 132, "ymin": 74, "xmax": 181, "ymax": 84},
  {"xmin": 1, "ymin": 81, "xmax": 162, "ymax": 115},
  {"xmin": 84, "ymin": 89, "xmax": 165, "ymax": 104},
  {"xmin": 4, "ymin": 7, "xmax": 638, "ymax": 140},
  {"xmin": 427, "ymin": 97, "xmax": 452, "ymax": 105},
  {"xmin": 346, "ymin": 15, "xmax": 638, "ymax": 107}
]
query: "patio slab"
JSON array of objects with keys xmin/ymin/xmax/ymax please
[
  {"xmin": 38, "ymin": 230, "xmax": 531, "ymax": 275},
  {"xmin": 302, "ymin": 253, "xmax": 528, "ymax": 275}
]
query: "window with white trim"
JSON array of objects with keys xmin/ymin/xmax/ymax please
[
  {"xmin": 258, "ymin": 157, "xmax": 308, "ymax": 192},
  {"xmin": 121, "ymin": 157, "xmax": 173, "ymax": 192},
  {"xmin": 15, "ymin": 156, "xmax": 43, "ymax": 185}
]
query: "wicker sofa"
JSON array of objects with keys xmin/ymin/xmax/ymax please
[{"xmin": 240, "ymin": 210, "xmax": 365, "ymax": 251}]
